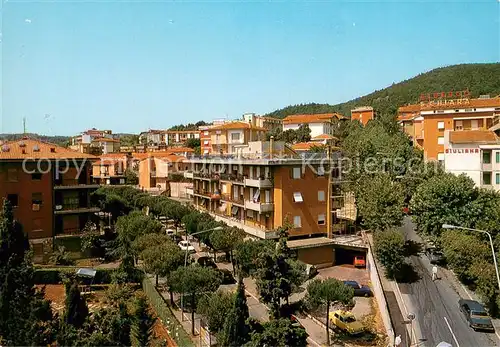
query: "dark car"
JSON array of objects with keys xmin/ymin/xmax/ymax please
[
  {"xmin": 218, "ymin": 269, "xmax": 236, "ymax": 285},
  {"xmin": 343, "ymin": 280, "xmax": 372, "ymax": 297},
  {"xmin": 197, "ymin": 256, "xmax": 217, "ymax": 269},
  {"xmin": 425, "ymin": 247, "xmax": 445, "ymax": 265},
  {"xmin": 459, "ymin": 299, "xmax": 495, "ymax": 332}
]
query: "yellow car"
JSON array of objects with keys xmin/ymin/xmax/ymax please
[{"xmin": 329, "ymin": 310, "xmax": 364, "ymax": 335}]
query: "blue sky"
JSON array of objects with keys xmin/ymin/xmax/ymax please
[{"xmin": 1, "ymin": 0, "xmax": 499, "ymax": 135}]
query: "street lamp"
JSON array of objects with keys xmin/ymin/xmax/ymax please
[
  {"xmin": 442, "ymin": 224, "xmax": 500, "ymax": 293},
  {"xmin": 180, "ymin": 226, "xmax": 224, "ymax": 320}
]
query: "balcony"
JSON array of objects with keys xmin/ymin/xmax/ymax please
[
  {"xmin": 220, "ymin": 194, "xmax": 245, "ymax": 206},
  {"xmin": 193, "ymin": 189, "xmax": 213, "ymax": 199},
  {"xmin": 244, "ymin": 177, "xmax": 273, "ymax": 188},
  {"xmin": 219, "ymin": 173, "xmax": 245, "ymax": 184},
  {"xmin": 482, "ymin": 163, "xmax": 492, "ymax": 171},
  {"xmin": 210, "ymin": 213, "xmax": 278, "ymax": 239},
  {"xmin": 54, "ymin": 180, "xmax": 100, "ymax": 190},
  {"xmin": 54, "ymin": 204, "xmax": 100, "ymax": 215},
  {"xmin": 194, "ymin": 172, "xmax": 220, "ymax": 181},
  {"xmin": 244, "ymin": 200, "xmax": 274, "ymax": 213},
  {"xmin": 186, "ymin": 187, "xmax": 194, "ymax": 195},
  {"xmin": 184, "ymin": 171, "xmax": 194, "ymax": 179}
]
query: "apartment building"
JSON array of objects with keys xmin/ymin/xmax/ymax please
[
  {"xmin": 242, "ymin": 113, "xmax": 283, "ymax": 132},
  {"xmin": 200, "ymin": 125, "xmax": 212, "ymax": 155},
  {"xmin": 166, "ymin": 130, "xmax": 200, "ymax": 146},
  {"xmin": 0, "ymin": 138, "xmax": 100, "ymax": 240},
  {"xmin": 282, "ymin": 113, "xmax": 345, "ymax": 138},
  {"xmin": 351, "ymin": 106, "xmax": 375, "ymax": 126},
  {"xmin": 138, "ymin": 130, "xmax": 167, "ymax": 146},
  {"xmin": 398, "ymin": 94, "xmax": 500, "ymax": 161},
  {"xmin": 208, "ymin": 122, "xmax": 266, "ymax": 155},
  {"xmin": 92, "ymin": 153, "xmax": 130, "ymax": 185},
  {"xmin": 444, "ymin": 130, "xmax": 500, "ymax": 190},
  {"xmin": 138, "ymin": 153, "xmax": 189, "ymax": 191},
  {"xmin": 69, "ymin": 128, "xmax": 119, "ymax": 155}
]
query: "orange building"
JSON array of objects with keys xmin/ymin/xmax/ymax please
[
  {"xmin": 209, "ymin": 121, "xmax": 266, "ymax": 155},
  {"xmin": 0, "ymin": 138, "xmax": 99, "ymax": 240},
  {"xmin": 199, "ymin": 125, "xmax": 212, "ymax": 155},
  {"xmin": 92, "ymin": 153, "xmax": 130, "ymax": 185},
  {"xmin": 351, "ymin": 106, "xmax": 375, "ymax": 126},
  {"xmin": 398, "ymin": 95, "xmax": 500, "ymax": 161},
  {"xmin": 137, "ymin": 153, "xmax": 189, "ymax": 191}
]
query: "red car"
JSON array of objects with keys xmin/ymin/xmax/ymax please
[{"xmin": 354, "ymin": 256, "xmax": 366, "ymax": 268}]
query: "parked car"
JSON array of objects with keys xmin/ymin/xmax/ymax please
[
  {"xmin": 165, "ymin": 228, "xmax": 175, "ymax": 236},
  {"xmin": 343, "ymin": 280, "xmax": 372, "ymax": 297},
  {"xmin": 218, "ymin": 269, "xmax": 236, "ymax": 285},
  {"xmin": 425, "ymin": 247, "xmax": 445, "ymax": 265},
  {"xmin": 459, "ymin": 299, "xmax": 495, "ymax": 332},
  {"xmin": 197, "ymin": 256, "xmax": 217, "ymax": 269},
  {"xmin": 353, "ymin": 255, "xmax": 366, "ymax": 268},
  {"xmin": 329, "ymin": 310, "xmax": 364, "ymax": 335},
  {"xmin": 178, "ymin": 241, "xmax": 195, "ymax": 253}
]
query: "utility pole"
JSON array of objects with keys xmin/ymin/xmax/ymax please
[{"xmin": 23, "ymin": 117, "xmax": 26, "ymax": 134}]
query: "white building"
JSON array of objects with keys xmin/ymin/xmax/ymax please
[
  {"xmin": 282, "ymin": 113, "xmax": 344, "ymax": 138},
  {"xmin": 444, "ymin": 130, "xmax": 500, "ymax": 189}
]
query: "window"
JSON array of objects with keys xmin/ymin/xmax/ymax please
[
  {"xmin": 437, "ymin": 153, "xmax": 444, "ymax": 162},
  {"xmin": 7, "ymin": 169, "xmax": 18, "ymax": 182},
  {"xmin": 438, "ymin": 136, "xmax": 444, "ymax": 145},
  {"xmin": 7, "ymin": 194, "xmax": 18, "ymax": 207},
  {"xmin": 497, "ymin": 152, "xmax": 500, "ymax": 163},
  {"xmin": 293, "ymin": 192, "xmax": 303, "ymax": 203},
  {"xmin": 471, "ymin": 120, "xmax": 479, "ymax": 130},
  {"xmin": 204, "ymin": 140, "xmax": 209, "ymax": 145},
  {"xmin": 293, "ymin": 216, "xmax": 301, "ymax": 228},
  {"xmin": 292, "ymin": 167, "xmax": 301, "ymax": 179},
  {"xmin": 483, "ymin": 151, "xmax": 491, "ymax": 164},
  {"xmin": 437, "ymin": 121, "xmax": 445, "ymax": 130},
  {"xmin": 483, "ymin": 172, "xmax": 492, "ymax": 185},
  {"xmin": 317, "ymin": 166, "xmax": 325, "ymax": 176},
  {"xmin": 246, "ymin": 210, "xmax": 254, "ymax": 219},
  {"xmin": 455, "ymin": 120, "xmax": 463, "ymax": 131},
  {"xmin": 31, "ymin": 173, "xmax": 42, "ymax": 180},
  {"xmin": 231, "ymin": 133, "xmax": 240, "ymax": 141},
  {"xmin": 204, "ymin": 131, "xmax": 209, "ymax": 136},
  {"xmin": 318, "ymin": 214, "xmax": 325, "ymax": 225},
  {"xmin": 496, "ymin": 173, "xmax": 500, "ymax": 185},
  {"xmin": 32, "ymin": 192, "xmax": 43, "ymax": 205},
  {"xmin": 318, "ymin": 190, "xmax": 325, "ymax": 202}
]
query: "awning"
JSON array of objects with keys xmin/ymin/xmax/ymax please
[
  {"xmin": 293, "ymin": 192, "xmax": 303, "ymax": 203},
  {"xmin": 76, "ymin": 268, "xmax": 97, "ymax": 278}
]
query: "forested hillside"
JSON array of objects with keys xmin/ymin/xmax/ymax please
[
  {"xmin": 0, "ymin": 133, "xmax": 70, "ymax": 147},
  {"xmin": 265, "ymin": 63, "xmax": 500, "ymax": 119}
]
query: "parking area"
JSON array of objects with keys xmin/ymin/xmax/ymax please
[{"xmin": 318, "ymin": 264, "xmax": 369, "ymax": 285}]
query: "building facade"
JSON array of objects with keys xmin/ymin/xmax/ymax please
[
  {"xmin": 92, "ymin": 153, "xmax": 130, "ymax": 185},
  {"xmin": 208, "ymin": 122, "xmax": 266, "ymax": 155},
  {"xmin": 138, "ymin": 154, "xmax": 189, "ymax": 191},
  {"xmin": 444, "ymin": 130, "xmax": 500, "ymax": 190},
  {"xmin": 282, "ymin": 113, "xmax": 344, "ymax": 138},
  {"xmin": 166, "ymin": 130, "xmax": 200, "ymax": 146},
  {"xmin": 0, "ymin": 138, "xmax": 100, "ymax": 240},
  {"xmin": 398, "ymin": 95, "xmax": 500, "ymax": 161},
  {"xmin": 138, "ymin": 130, "xmax": 167, "ymax": 146},
  {"xmin": 351, "ymin": 106, "xmax": 375, "ymax": 126}
]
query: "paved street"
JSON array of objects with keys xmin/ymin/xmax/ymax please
[{"xmin": 399, "ymin": 217, "xmax": 500, "ymax": 347}]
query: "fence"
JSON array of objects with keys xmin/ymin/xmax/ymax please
[
  {"xmin": 142, "ymin": 277, "xmax": 193, "ymax": 347},
  {"xmin": 366, "ymin": 242, "xmax": 395, "ymax": 346}
]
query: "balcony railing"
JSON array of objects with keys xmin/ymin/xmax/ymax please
[
  {"xmin": 244, "ymin": 200, "xmax": 274, "ymax": 213},
  {"xmin": 194, "ymin": 172, "xmax": 220, "ymax": 181},
  {"xmin": 186, "ymin": 187, "xmax": 194, "ymax": 195},
  {"xmin": 54, "ymin": 204, "xmax": 100, "ymax": 215},
  {"xmin": 219, "ymin": 173, "xmax": 245, "ymax": 183},
  {"xmin": 220, "ymin": 194, "xmax": 245, "ymax": 206},
  {"xmin": 244, "ymin": 177, "xmax": 273, "ymax": 188},
  {"xmin": 184, "ymin": 171, "xmax": 194, "ymax": 179},
  {"xmin": 194, "ymin": 190, "xmax": 213, "ymax": 198},
  {"xmin": 54, "ymin": 180, "xmax": 100, "ymax": 189}
]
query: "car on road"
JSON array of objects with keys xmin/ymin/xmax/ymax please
[
  {"xmin": 425, "ymin": 247, "xmax": 445, "ymax": 265},
  {"xmin": 343, "ymin": 280, "xmax": 372, "ymax": 297},
  {"xmin": 178, "ymin": 241, "xmax": 195, "ymax": 253},
  {"xmin": 459, "ymin": 299, "xmax": 495, "ymax": 332},
  {"xmin": 328, "ymin": 310, "xmax": 364, "ymax": 335},
  {"xmin": 218, "ymin": 269, "xmax": 236, "ymax": 285},
  {"xmin": 197, "ymin": 256, "xmax": 217, "ymax": 269}
]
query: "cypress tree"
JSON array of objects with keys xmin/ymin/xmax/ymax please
[{"xmin": 130, "ymin": 295, "xmax": 155, "ymax": 347}]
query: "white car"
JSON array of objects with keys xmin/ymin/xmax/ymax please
[
  {"xmin": 166, "ymin": 229, "xmax": 175, "ymax": 236},
  {"xmin": 178, "ymin": 241, "xmax": 195, "ymax": 253}
]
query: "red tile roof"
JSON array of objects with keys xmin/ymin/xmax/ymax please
[
  {"xmin": 166, "ymin": 147, "xmax": 194, "ymax": 153},
  {"xmin": 0, "ymin": 138, "xmax": 97, "ymax": 160},
  {"xmin": 312, "ymin": 134, "xmax": 336, "ymax": 140},
  {"xmin": 93, "ymin": 137, "xmax": 120, "ymax": 143},
  {"xmin": 449, "ymin": 130, "xmax": 499, "ymax": 144},
  {"xmin": 210, "ymin": 121, "xmax": 266, "ymax": 131},
  {"xmin": 283, "ymin": 113, "xmax": 345, "ymax": 124}
]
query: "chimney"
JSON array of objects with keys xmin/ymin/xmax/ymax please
[{"xmin": 270, "ymin": 136, "xmax": 274, "ymax": 159}]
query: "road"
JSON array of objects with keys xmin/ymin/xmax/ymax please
[{"xmin": 399, "ymin": 217, "xmax": 499, "ymax": 347}]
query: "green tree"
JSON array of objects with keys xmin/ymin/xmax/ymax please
[
  {"xmin": 356, "ymin": 173, "xmax": 404, "ymax": 231},
  {"xmin": 141, "ymin": 242, "xmax": 184, "ymax": 294},
  {"xmin": 373, "ymin": 229, "xmax": 406, "ymax": 279},
  {"xmin": 221, "ymin": 278, "xmax": 250, "ymax": 346},
  {"xmin": 63, "ymin": 280, "xmax": 89, "ymax": 328},
  {"xmin": 133, "ymin": 233, "xmax": 171, "ymax": 257},
  {"xmin": 185, "ymin": 138, "xmax": 201, "ymax": 149},
  {"xmin": 295, "ymin": 124, "xmax": 312, "ymax": 143},
  {"xmin": 305, "ymin": 278, "xmax": 354, "ymax": 346},
  {"xmin": 130, "ymin": 295, "xmax": 156, "ymax": 347},
  {"xmin": 234, "ymin": 239, "xmax": 275, "ymax": 277},
  {"xmin": 410, "ymin": 173, "xmax": 477, "ymax": 237},
  {"xmin": 469, "ymin": 260, "xmax": 500, "ymax": 316},
  {"xmin": 245, "ymin": 318, "xmax": 308, "ymax": 347},
  {"xmin": 169, "ymin": 266, "xmax": 221, "ymax": 335},
  {"xmin": 197, "ymin": 290, "xmax": 233, "ymax": 336},
  {"xmin": 210, "ymin": 226, "xmax": 245, "ymax": 270},
  {"xmin": 126, "ymin": 169, "xmax": 139, "ymax": 185}
]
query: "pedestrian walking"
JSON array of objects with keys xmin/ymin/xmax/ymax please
[{"xmin": 432, "ymin": 265, "xmax": 438, "ymax": 281}]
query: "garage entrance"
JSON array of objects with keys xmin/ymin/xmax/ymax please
[{"xmin": 334, "ymin": 246, "xmax": 367, "ymax": 266}]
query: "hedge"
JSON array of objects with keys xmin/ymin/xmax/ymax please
[{"xmin": 33, "ymin": 267, "xmax": 143, "ymax": 284}]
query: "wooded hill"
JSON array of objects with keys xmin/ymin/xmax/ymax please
[{"xmin": 265, "ymin": 63, "xmax": 500, "ymax": 119}]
